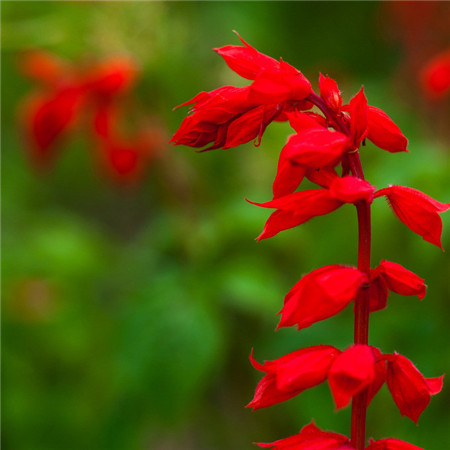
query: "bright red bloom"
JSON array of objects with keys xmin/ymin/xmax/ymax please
[
  {"xmin": 281, "ymin": 128, "xmax": 349, "ymax": 168},
  {"xmin": 172, "ymin": 34, "xmax": 312, "ymax": 151},
  {"xmin": 366, "ymin": 438, "xmax": 424, "ymax": 450},
  {"xmin": 21, "ymin": 87, "xmax": 84, "ymax": 167},
  {"xmin": 345, "ymin": 88, "xmax": 368, "ymax": 149},
  {"xmin": 386, "ymin": 352, "xmax": 444, "ymax": 423},
  {"xmin": 250, "ymin": 176, "xmax": 375, "ymax": 240},
  {"xmin": 366, "ymin": 347, "xmax": 387, "ymax": 406},
  {"xmin": 170, "ymin": 86, "xmax": 280, "ymax": 150},
  {"xmin": 256, "ymin": 422, "xmax": 353, "ymax": 449},
  {"xmin": 366, "ymin": 106, "xmax": 408, "ymax": 153},
  {"xmin": 328, "ymin": 345, "xmax": 376, "ymax": 409},
  {"xmin": 319, "ymin": 74, "xmax": 342, "ymax": 113},
  {"xmin": 277, "ymin": 265, "xmax": 367, "ymax": 330},
  {"xmin": 368, "ymin": 260, "xmax": 426, "ymax": 312},
  {"xmin": 375, "ymin": 185, "xmax": 450, "ymax": 249},
  {"xmin": 420, "ymin": 49, "xmax": 450, "ymax": 99},
  {"xmin": 247, "ymin": 346, "xmax": 339, "ymax": 410}
]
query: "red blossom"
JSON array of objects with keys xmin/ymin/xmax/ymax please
[
  {"xmin": 420, "ymin": 49, "xmax": 450, "ymax": 99},
  {"xmin": 386, "ymin": 352, "xmax": 444, "ymax": 423},
  {"xmin": 366, "ymin": 438, "xmax": 424, "ymax": 450},
  {"xmin": 277, "ymin": 265, "xmax": 367, "ymax": 330},
  {"xmin": 250, "ymin": 176, "xmax": 375, "ymax": 240},
  {"xmin": 366, "ymin": 106, "xmax": 408, "ymax": 153},
  {"xmin": 319, "ymin": 74, "xmax": 342, "ymax": 113},
  {"xmin": 346, "ymin": 88, "xmax": 368, "ymax": 148},
  {"xmin": 256, "ymin": 421, "xmax": 353, "ymax": 450},
  {"xmin": 368, "ymin": 260, "xmax": 426, "ymax": 312},
  {"xmin": 328, "ymin": 345, "xmax": 376, "ymax": 409},
  {"xmin": 247, "ymin": 346, "xmax": 340, "ymax": 410},
  {"xmin": 375, "ymin": 185, "xmax": 450, "ymax": 249}
]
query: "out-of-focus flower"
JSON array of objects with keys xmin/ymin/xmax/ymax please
[
  {"xmin": 19, "ymin": 50, "xmax": 165, "ymax": 182},
  {"xmin": 420, "ymin": 49, "xmax": 450, "ymax": 99}
]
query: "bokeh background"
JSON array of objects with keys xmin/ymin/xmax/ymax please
[{"xmin": 2, "ymin": 2, "xmax": 450, "ymax": 449}]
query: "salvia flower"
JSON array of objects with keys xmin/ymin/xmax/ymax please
[{"xmin": 375, "ymin": 185, "xmax": 450, "ymax": 249}]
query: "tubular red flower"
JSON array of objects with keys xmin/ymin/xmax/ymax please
[
  {"xmin": 328, "ymin": 345, "xmax": 376, "ymax": 409},
  {"xmin": 368, "ymin": 260, "xmax": 426, "ymax": 312},
  {"xmin": 346, "ymin": 88, "xmax": 368, "ymax": 148},
  {"xmin": 256, "ymin": 421, "xmax": 353, "ymax": 449},
  {"xmin": 375, "ymin": 185, "xmax": 450, "ymax": 249},
  {"xmin": 420, "ymin": 49, "xmax": 450, "ymax": 99},
  {"xmin": 249, "ymin": 60, "xmax": 311, "ymax": 104},
  {"xmin": 366, "ymin": 438, "xmax": 424, "ymax": 450},
  {"xmin": 213, "ymin": 31, "xmax": 279, "ymax": 80},
  {"xmin": 366, "ymin": 106, "xmax": 408, "ymax": 153},
  {"xmin": 328, "ymin": 176, "xmax": 375, "ymax": 203},
  {"xmin": 386, "ymin": 352, "xmax": 444, "ymax": 423},
  {"xmin": 278, "ymin": 265, "xmax": 367, "ymax": 330},
  {"xmin": 247, "ymin": 346, "xmax": 340, "ymax": 410},
  {"xmin": 282, "ymin": 128, "xmax": 349, "ymax": 168},
  {"xmin": 319, "ymin": 73, "xmax": 342, "ymax": 113}
]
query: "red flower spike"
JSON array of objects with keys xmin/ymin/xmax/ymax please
[
  {"xmin": 247, "ymin": 346, "xmax": 340, "ymax": 410},
  {"xmin": 366, "ymin": 438, "xmax": 424, "ymax": 450},
  {"xmin": 347, "ymin": 87, "xmax": 368, "ymax": 148},
  {"xmin": 319, "ymin": 73, "xmax": 342, "ymax": 113},
  {"xmin": 328, "ymin": 345, "xmax": 376, "ymax": 409},
  {"xmin": 249, "ymin": 190, "xmax": 342, "ymax": 240},
  {"xmin": 256, "ymin": 421, "xmax": 353, "ymax": 449},
  {"xmin": 213, "ymin": 32, "xmax": 279, "ymax": 80},
  {"xmin": 282, "ymin": 128, "xmax": 349, "ymax": 168},
  {"xmin": 329, "ymin": 176, "xmax": 376, "ymax": 204},
  {"xmin": 249, "ymin": 60, "xmax": 312, "ymax": 104},
  {"xmin": 375, "ymin": 185, "xmax": 450, "ymax": 249},
  {"xmin": 278, "ymin": 265, "xmax": 367, "ymax": 330},
  {"xmin": 366, "ymin": 106, "xmax": 408, "ymax": 153},
  {"xmin": 386, "ymin": 352, "xmax": 444, "ymax": 423}
]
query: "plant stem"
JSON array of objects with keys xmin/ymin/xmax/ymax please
[{"xmin": 307, "ymin": 92, "xmax": 372, "ymax": 449}]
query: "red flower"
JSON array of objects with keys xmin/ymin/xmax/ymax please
[
  {"xmin": 420, "ymin": 49, "xmax": 450, "ymax": 99},
  {"xmin": 366, "ymin": 438, "xmax": 424, "ymax": 450},
  {"xmin": 366, "ymin": 106, "xmax": 408, "ymax": 153},
  {"xmin": 375, "ymin": 185, "xmax": 450, "ymax": 249},
  {"xmin": 328, "ymin": 345, "xmax": 376, "ymax": 409},
  {"xmin": 319, "ymin": 74, "xmax": 342, "ymax": 113},
  {"xmin": 249, "ymin": 176, "xmax": 375, "ymax": 240},
  {"xmin": 170, "ymin": 86, "xmax": 280, "ymax": 150},
  {"xmin": 386, "ymin": 352, "xmax": 444, "ymax": 423},
  {"xmin": 172, "ymin": 33, "xmax": 312, "ymax": 151},
  {"xmin": 368, "ymin": 260, "xmax": 426, "ymax": 312},
  {"xmin": 256, "ymin": 422, "xmax": 353, "ymax": 449},
  {"xmin": 277, "ymin": 265, "xmax": 367, "ymax": 330},
  {"xmin": 345, "ymin": 88, "xmax": 368, "ymax": 149},
  {"xmin": 247, "ymin": 346, "xmax": 340, "ymax": 410}
]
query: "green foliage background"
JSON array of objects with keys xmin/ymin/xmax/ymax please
[{"xmin": 2, "ymin": 2, "xmax": 449, "ymax": 449}]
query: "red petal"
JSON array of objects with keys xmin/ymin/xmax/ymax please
[
  {"xmin": 272, "ymin": 146, "xmax": 306, "ymax": 198},
  {"xmin": 328, "ymin": 345, "xmax": 375, "ymax": 409},
  {"xmin": 367, "ymin": 106, "xmax": 408, "ymax": 153},
  {"xmin": 366, "ymin": 347, "xmax": 387, "ymax": 405},
  {"xmin": 366, "ymin": 437, "xmax": 425, "ymax": 450},
  {"xmin": 213, "ymin": 32, "xmax": 279, "ymax": 80},
  {"xmin": 368, "ymin": 275, "xmax": 389, "ymax": 312},
  {"xmin": 319, "ymin": 73, "xmax": 342, "ymax": 112},
  {"xmin": 286, "ymin": 110, "xmax": 325, "ymax": 133},
  {"xmin": 377, "ymin": 260, "xmax": 426, "ymax": 300},
  {"xmin": 375, "ymin": 185, "xmax": 450, "ymax": 249},
  {"xmin": 282, "ymin": 129, "xmax": 349, "ymax": 168},
  {"xmin": 386, "ymin": 352, "xmax": 443, "ymax": 423},
  {"xmin": 278, "ymin": 265, "xmax": 367, "ymax": 330},
  {"xmin": 347, "ymin": 87, "xmax": 368, "ymax": 147},
  {"xmin": 329, "ymin": 176, "xmax": 376, "ymax": 203},
  {"xmin": 305, "ymin": 167, "xmax": 339, "ymax": 189}
]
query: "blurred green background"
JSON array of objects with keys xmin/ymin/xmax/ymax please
[{"xmin": 2, "ymin": 2, "xmax": 450, "ymax": 449}]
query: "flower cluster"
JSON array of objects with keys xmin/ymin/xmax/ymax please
[
  {"xmin": 19, "ymin": 50, "xmax": 165, "ymax": 182},
  {"xmin": 172, "ymin": 34, "xmax": 449, "ymax": 449}
]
